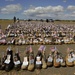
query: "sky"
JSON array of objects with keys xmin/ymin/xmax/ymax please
[{"xmin": 0, "ymin": 0, "xmax": 75, "ymax": 20}]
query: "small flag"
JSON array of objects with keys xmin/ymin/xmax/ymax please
[
  {"xmin": 67, "ymin": 47, "xmax": 70, "ymax": 51},
  {"xmin": 50, "ymin": 46, "xmax": 57, "ymax": 52},
  {"xmin": 38, "ymin": 45, "xmax": 46, "ymax": 51},
  {"xmin": 67, "ymin": 47, "xmax": 70, "ymax": 53},
  {"xmin": 16, "ymin": 48, "xmax": 19, "ymax": 53},
  {"xmin": 29, "ymin": 45, "xmax": 33, "ymax": 52},
  {"xmin": 26, "ymin": 46, "xmax": 30, "ymax": 51}
]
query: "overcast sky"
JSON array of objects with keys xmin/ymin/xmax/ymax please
[{"xmin": 0, "ymin": 0, "xmax": 75, "ymax": 20}]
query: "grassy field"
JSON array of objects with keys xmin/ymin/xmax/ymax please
[
  {"xmin": 0, "ymin": 20, "xmax": 75, "ymax": 75},
  {"xmin": 0, "ymin": 19, "xmax": 75, "ymax": 30},
  {"xmin": 0, "ymin": 19, "xmax": 13, "ymax": 30}
]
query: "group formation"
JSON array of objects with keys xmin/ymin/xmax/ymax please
[
  {"xmin": 0, "ymin": 45, "xmax": 75, "ymax": 72},
  {"xmin": 0, "ymin": 21, "xmax": 75, "ymax": 45}
]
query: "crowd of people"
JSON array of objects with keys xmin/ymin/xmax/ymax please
[{"xmin": 0, "ymin": 21, "xmax": 75, "ymax": 45}]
